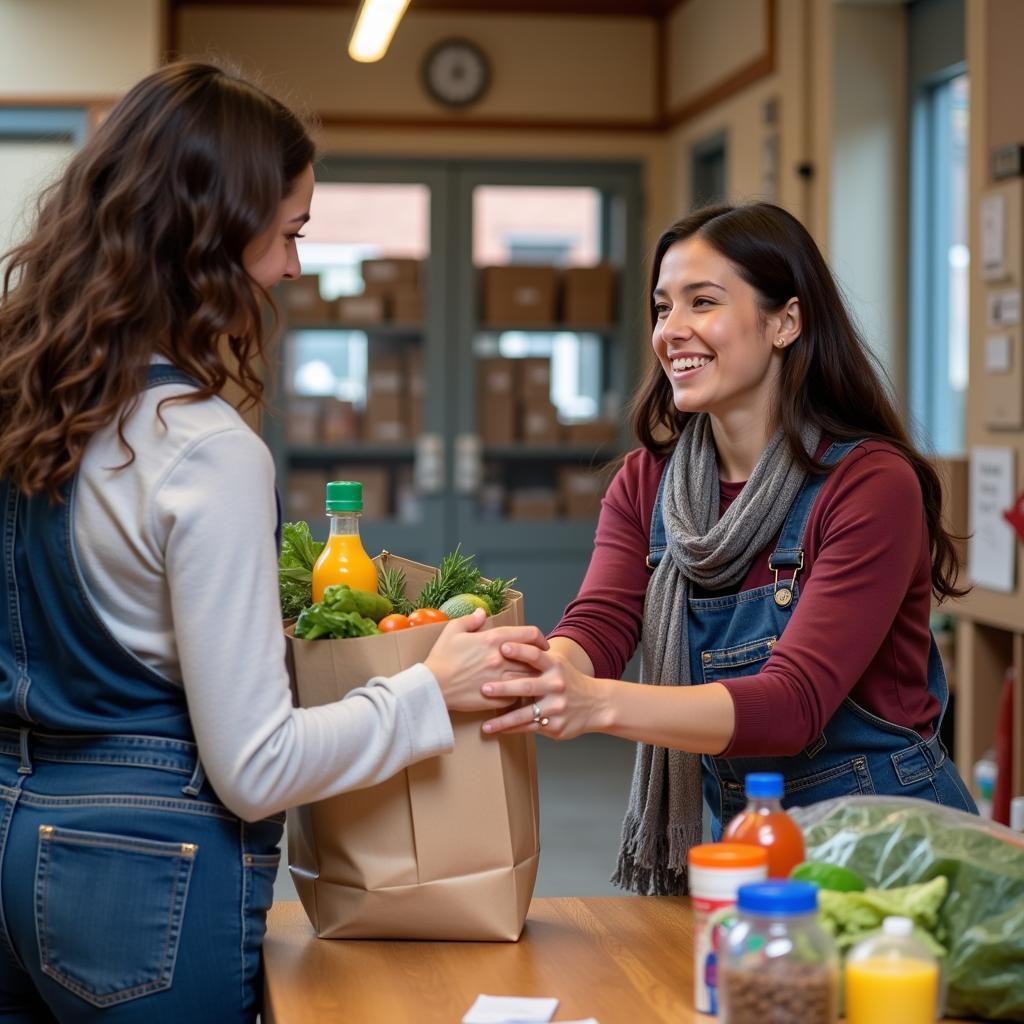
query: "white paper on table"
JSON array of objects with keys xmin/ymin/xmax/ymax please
[
  {"xmin": 462, "ymin": 994, "xmax": 559, "ymax": 1024},
  {"xmin": 968, "ymin": 446, "xmax": 1017, "ymax": 593}
]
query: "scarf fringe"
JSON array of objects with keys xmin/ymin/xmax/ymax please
[{"xmin": 611, "ymin": 814, "xmax": 700, "ymax": 896}]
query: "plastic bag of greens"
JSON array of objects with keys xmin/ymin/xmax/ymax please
[{"xmin": 790, "ymin": 796, "xmax": 1024, "ymax": 1020}]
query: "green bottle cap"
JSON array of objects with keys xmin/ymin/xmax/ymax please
[{"xmin": 325, "ymin": 480, "xmax": 363, "ymax": 512}]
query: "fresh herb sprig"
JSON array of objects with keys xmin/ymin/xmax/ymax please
[{"xmin": 415, "ymin": 545, "xmax": 482, "ymax": 610}]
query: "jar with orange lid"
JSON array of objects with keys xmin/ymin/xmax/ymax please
[{"xmin": 687, "ymin": 842, "xmax": 769, "ymax": 1015}]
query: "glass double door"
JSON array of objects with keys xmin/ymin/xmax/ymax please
[{"xmin": 267, "ymin": 157, "xmax": 644, "ymax": 631}]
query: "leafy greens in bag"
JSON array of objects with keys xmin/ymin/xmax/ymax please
[
  {"xmin": 279, "ymin": 521, "xmax": 325, "ymax": 619},
  {"xmin": 791, "ymin": 795, "xmax": 1024, "ymax": 1021}
]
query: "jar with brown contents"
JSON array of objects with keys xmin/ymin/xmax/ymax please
[{"xmin": 718, "ymin": 880, "xmax": 838, "ymax": 1024}]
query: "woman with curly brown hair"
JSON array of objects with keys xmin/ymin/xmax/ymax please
[
  {"xmin": 482, "ymin": 202, "xmax": 977, "ymax": 896},
  {"xmin": 0, "ymin": 62, "xmax": 540, "ymax": 1021}
]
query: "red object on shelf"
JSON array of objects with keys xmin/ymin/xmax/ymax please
[
  {"xmin": 1004, "ymin": 491, "xmax": 1024, "ymax": 544},
  {"xmin": 993, "ymin": 667, "xmax": 1015, "ymax": 827}
]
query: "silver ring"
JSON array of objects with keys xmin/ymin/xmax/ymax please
[{"xmin": 531, "ymin": 702, "xmax": 542, "ymax": 723}]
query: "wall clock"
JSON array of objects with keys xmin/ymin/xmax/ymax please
[{"xmin": 422, "ymin": 38, "xmax": 491, "ymax": 109}]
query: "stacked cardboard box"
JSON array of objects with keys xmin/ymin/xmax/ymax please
[
  {"xmin": 320, "ymin": 399, "xmax": 359, "ymax": 444},
  {"xmin": 481, "ymin": 266, "xmax": 559, "ymax": 325},
  {"xmin": 558, "ymin": 467, "xmax": 607, "ymax": 519},
  {"xmin": 361, "ymin": 258, "xmax": 424, "ymax": 325},
  {"xmin": 406, "ymin": 345, "xmax": 425, "ymax": 436},
  {"xmin": 287, "ymin": 470, "xmax": 327, "ymax": 523},
  {"xmin": 284, "ymin": 276, "xmax": 334, "ymax": 325},
  {"xmin": 507, "ymin": 488, "xmax": 560, "ymax": 520},
  {"xmin": 517, "ymin": 357, "xmax": 562, "ymax": 446},
  {"xmin": 335, "ymin": 293, "xmax": 386, "ymax": 324},
  {"xmin": 286, "ymin": 397, "xmax": 323, "ymax": 446},
  {"xmin": 477, "ymin": 358, "xmax": 518, "ymax": 445},
  {"xmin": 363, "ymin": 352, "xmax": 406, "ymax": 444},
  {"xmin": 562, "ymin": 264, "xmax": 616, "ymax": 326},
  {"xmin": 331, "ymin": 465, "xmax": 390, "ymax": 520},
  {"xmin": 479, "ymin": 264, "xmax": 617, "ymax": 326}
]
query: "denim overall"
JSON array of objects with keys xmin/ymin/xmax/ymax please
[
  {"xmin": 0, "ymin": 365, "xmax": 283, "ymax": 1023},
  {"xmin": 648, "ymin": 440, "xmax": 976, "ymax": 838}
]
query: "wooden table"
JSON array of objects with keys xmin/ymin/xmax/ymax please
[{"xmin": 262, "ymin": 897, "xmax": 975, "ymax": 1023}]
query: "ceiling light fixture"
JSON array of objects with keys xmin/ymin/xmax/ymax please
[{"xmin": 348, "ymin": 0, "xmax": 411, "ymax": 63}]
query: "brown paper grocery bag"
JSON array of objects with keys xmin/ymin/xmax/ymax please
[{"xmin": 284, "ymin": 552, "xmax": 540, "ymax": 941}]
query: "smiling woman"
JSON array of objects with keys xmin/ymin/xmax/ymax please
[{"xmin": 480, "ymin": 201, "xmax": 978, "ymax": 898}]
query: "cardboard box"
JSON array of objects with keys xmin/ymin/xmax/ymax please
[
  {"xmin": 286, "ymin": 470, "xmax": 326, "ymax": 523},
  {"xmin": 390, "ymin": 287, "xmax": 423, "ymax": 324},
  {"xmin": 286, "ymin": 397, "xmax": 322, "ymax": 446},
  {"xmin": 406, "ymin": 345, "xmax": 425, "ymax": 435},
  {"xmin": 361, "ymin": 258, "xmax": 421, "ymax": 291},
  {"xmin": 508, "ymin": 489, "xmax": 560, "ymax": 520},
  {"xmin": 320, "ymin": 399, "xmax": 358, "ymax": 443},
  {"xmin": 559, "ymin": 466, "xmax": 607, "ymax": 519},
  {"xmin": 562, "ymin": 264, "xmax": 616, "ymax": 326},
  {"xmin": 521, "ymin": 401, "xmax": 562, "ymax": 445},
  {"xmin": 362, "ymin": 390, "xmax": 407, "ymax": 444},
  {"xmin": 481, "ymin": 266, "xmax": 558, "ymax": 325},
  {"xmin": 285, "ymin": 553, "xmax": 538, "ymax": 941},
  {"xmin": 284, "ymin": 276, "xmax": 334, "ymax": 325},
  {"xmin": 478, "ymin": 395, "xmax": 517, "ymax": 446},
  {"xmin": 517, "ymin": 357, "xmax": 552, "ymax": 406},
  {"xmin": 478, "ymin": 357, "xmax": 517, "ymax": 399},
  {"xmin": 367, "ymin": 353, "xmax": 405, "ymax": 399},
  {"xmin": 336, "ymin": 293, "xmax": 387, "ymax": 324},
  {"xmin": 564, "ymin": 419, "xmax": 618, "ymax": 446},
  {"xmin": 331, "ymin": 465, "xmax": 389, "ymax": 520}
]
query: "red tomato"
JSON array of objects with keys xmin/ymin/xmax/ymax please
[
  {"xmin": 378, "ymin": 614, "xmax": 411, "ymax": 632},
  {"xmin": 408, "ymin": 608, "xmax": 449, "ymax": 627}
]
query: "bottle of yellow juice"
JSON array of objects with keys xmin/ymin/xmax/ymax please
[
  {"xmin": 844, "ymin": 915, "xmax": 942, "ymax": 1024},
  {"xmin": 311, "ymin": 480, "xmax": 379, "ymax": 602}
]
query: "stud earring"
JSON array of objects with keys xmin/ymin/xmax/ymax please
[{"xmin": 775, "ymin": 338, "xmax": 786, "ymax": 348}]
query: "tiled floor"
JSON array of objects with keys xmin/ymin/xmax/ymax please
[{"xmin": 272, "ymin": 732, "xmax": 640, "ymax": 902}]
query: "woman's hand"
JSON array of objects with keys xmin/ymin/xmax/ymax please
[
  {"xmin": 480, "ymin": 642, "xmax": 611, "ymax": 740},
  {"xmin": 424, "ymin": 609, "xmax": 548, "ymax": 713}
]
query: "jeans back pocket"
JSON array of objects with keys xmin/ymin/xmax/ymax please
[{"xmin": 35, "ymin": 824, "xmax": 196, "ymax": 1008}]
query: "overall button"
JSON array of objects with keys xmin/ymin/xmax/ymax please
[{"xmin": 774, "ymin": 587, "xmax": 793, "ymax": 608}]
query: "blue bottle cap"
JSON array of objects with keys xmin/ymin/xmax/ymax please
[
  {"xmin": 737, "ymin": 880, "xmax": 819, "ymax": 916},
  {"xmin": 745, "ymin": 772, "xmax": 784, "ymax": 798}
]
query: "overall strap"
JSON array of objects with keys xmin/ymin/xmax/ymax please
[
  {"xmin": 646, "ymin": 459, "xmax": 671, "ymax": 569},
  {"xmin": 767, "ymin": 439, "xmax": 862, "ymax": 608},
  {"xmin": 145, "ymin": 363, "xmax": 201, "ymax": 390}
]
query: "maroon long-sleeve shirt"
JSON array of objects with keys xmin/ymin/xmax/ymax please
[{"xmin": 550, "ymin": 440, "xmax": 941, "ymax": 758}]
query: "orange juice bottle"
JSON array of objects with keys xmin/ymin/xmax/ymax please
[
  {"xmin": 845, "ymin": 916, "xmax": 943, "ymax": 1024},
  {"xmin": 722, "ymin": 772, "xmax": 805, "ymax": 878},
  {"xmin": 311, "ymin": 481, "xmax": 379, "ymax": 602}
]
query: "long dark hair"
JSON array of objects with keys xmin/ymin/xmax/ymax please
[
  {"xmin": 630, "ymin": 202, "xmax": 965, "ymax": 600},
  {"xmin": 0, "ymin": 61, "xmax": 315, "ymax": 500}
]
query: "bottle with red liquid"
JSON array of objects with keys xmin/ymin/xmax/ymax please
[{"xmin": 722, "ymin": 772, "xmax": 805, "ymax": 879}]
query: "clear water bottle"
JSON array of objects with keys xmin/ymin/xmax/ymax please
[{"xmin": 718, "ymin": 880, "xmax": 838, "ymax": 1024}]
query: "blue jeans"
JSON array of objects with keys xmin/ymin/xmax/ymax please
[{"xmin": 0, "ymin": 729, "xmax": 282, "ymax": 1022}]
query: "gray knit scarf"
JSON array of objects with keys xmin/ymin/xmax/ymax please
[{"xmin": 612, "ymin": 414, "xmax": 821, "ymax": 895}]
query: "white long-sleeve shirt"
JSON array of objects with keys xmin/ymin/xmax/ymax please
[{"xmin": 74, "ymin": 368, "xmax": 453, "ymax": 821}]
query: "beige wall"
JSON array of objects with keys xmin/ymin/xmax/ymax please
[
  {"xmin": 178, "ymin": 8, "xmax": 657, "ymax": 124},
  {"xmin": 0, "ymin": 0, "xmax": 162, "ymax": 96},
  {"xmin": 828, "ymin": 1, "xmax": 908, "ymax": 396},
  {"xmin": 664, "ymin": 0, "xmax": 815, "ymax": 228}
]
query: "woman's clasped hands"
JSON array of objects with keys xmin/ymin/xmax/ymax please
[{"xmin": 480, "ymin": 642, "xmax": 611, "ymax": 740}]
